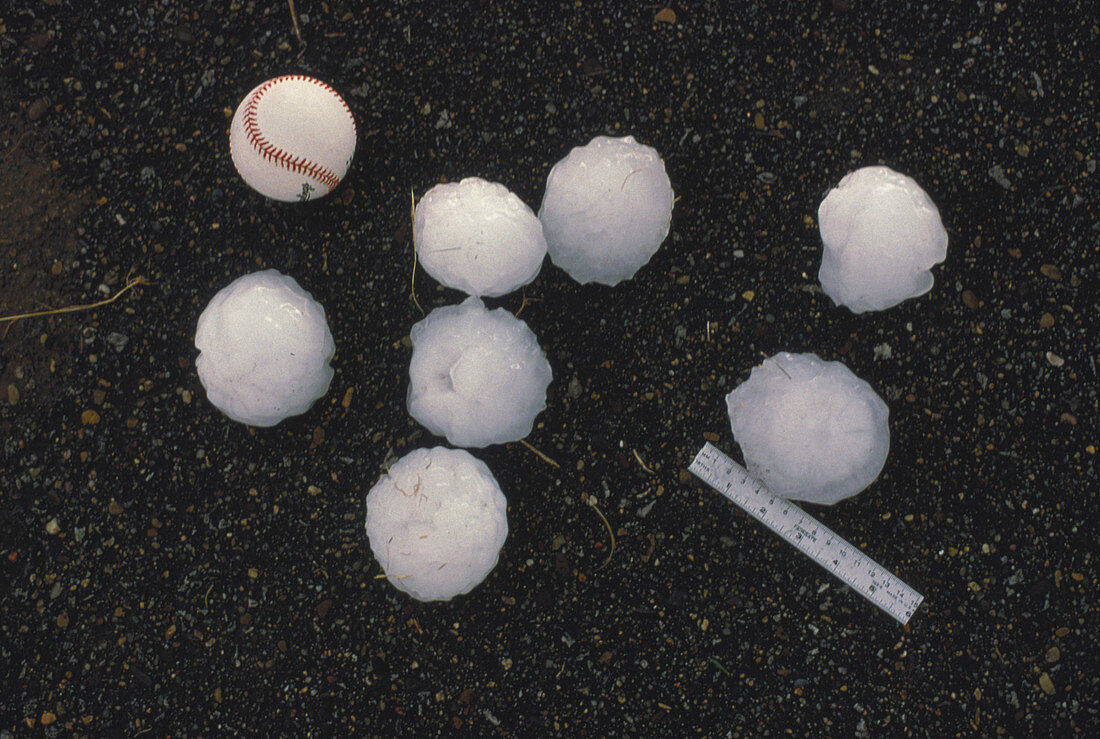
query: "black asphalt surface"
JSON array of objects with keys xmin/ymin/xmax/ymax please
[{"xmin": 1, "ymin": 2, "xmax": 1095, "ymax": 736}]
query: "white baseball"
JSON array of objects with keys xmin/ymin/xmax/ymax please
[{"xmin": 229, "ymin": 75, "xmax": 357, "ymax": 202}]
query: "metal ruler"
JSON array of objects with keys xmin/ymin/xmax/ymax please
[{"xmin": 689, "ymin": 442, "xmax": 923, "ymax": 626}]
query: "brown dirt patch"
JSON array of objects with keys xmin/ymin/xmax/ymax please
[{"xmin": 0, "ymin": 112, "xmax": 90, "ymax": 413}]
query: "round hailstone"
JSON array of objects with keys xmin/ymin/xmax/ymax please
[
  {"xmin": 539, "ymin": 135, "xmax": 674, "ymax": 286},
  {"xmin": 817, "ymin": 165, "xmax": 948, "ymax": 313},
  {"xmin": 408, "ymin": 297, "xmax": 552, "ymax": 448},
  {"xmin": 414, "ymin": 177, "xmax": 547, "ymax": 297},
  {"xmin": 195, "ymin": 269, "xmax": 335, "ymax": 427},
  {"xmin": 365, "ymin": 447, "xmax": 508, "ymax": 602},
  {"xmin": 725, "ymin": 352, "xmax": 889, "ymax": 506}
]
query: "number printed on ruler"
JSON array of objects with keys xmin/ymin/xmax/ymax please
[{"xmin": 689, "ymin": 442, "xmax": 924, "ymax": 626}]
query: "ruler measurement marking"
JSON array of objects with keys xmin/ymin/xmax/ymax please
[{"xmin": 689, "ymin": 442, "xmax": 923, "ymax": 626}]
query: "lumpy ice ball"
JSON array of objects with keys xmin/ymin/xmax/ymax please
[
  {"xmin": 415, "ymin": 177, "xmax": 547, "ymax": 297},
  {"xmin": 817, "ymin": 165, "xmax": 948, "ymax": 313},
  {"xmin": 725, "ymin": 352, "xmax": 889, "ymax": 505},
  {"xmin": 539, "ymin": 135, "xmax": 674, "ymax": 286},
  {"xmin": 365, "ymin": 447, "xmax": 508, "ymax": 602},
  {"xmin": 195, "ymin": 269, "xmax": 335, "ymax": 427},
  {"xmin": 408, "ymin": 297, "xmax": 552, "ymax": 448}
]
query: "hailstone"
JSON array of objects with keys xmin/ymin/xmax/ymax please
[
  {"xmin": 817, "ymin": 165, "xmax": 948, "ymax": 313},
  {"xmin": 725, "ymin": 352, "xmax": 890, "ymax": 505},
  {"xmin": 407, "ymin": 297, "xmax": 552, "ymax": 448},
  {"xmin": 539, "ymin": 135, "xmax": 674, "ymax": 286},
  {"xmin": 365, "ymin": 447, "xmax": 508, "ymax": 602},
  {"xmin": 414, "ymin": 177, "xmax": 547, "ymax": 297},
  {"xmin": 195, "ymin": 269, "xmax": 335, "ymax": 427}
]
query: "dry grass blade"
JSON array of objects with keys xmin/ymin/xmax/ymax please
[
  {"xmin": 2, "ymin": 130, "xmax": 30, "ymax": 160},
  {"xmin": 586, "ymin": 494, "xmax": 616, "ymax": 569},
  {"xmin": 515, "ymin": 290, "xmax": 542, "ymax": 318},
  {"xmin": 519, "ymin": 439, "xmax": 559, "ymax": 468},
  {"xmin": 287, "ymin": 0, "xmax": 304, "ymax": 46},
  {"xmin": 0, "ymin": 272, "xmax": 152, "ymax": 328}
]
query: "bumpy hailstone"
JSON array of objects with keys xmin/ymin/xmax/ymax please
[
  {"xmin": 539, "ymin": 135, "xmax": 674, "ymax": 286},
  {"xmin": 817, "ymin": 165, "xmax": 948, "ymax": 313},
  {"xmin": 725, "ymin": 352, "xmax": 890, "ymax": 506},
  {"xmin": 408, "ymin": 297, "xmax": 552, "ymax": 448},
  {"xmin": 414, "ymin": 177, "xmax": 547, "ymax": 297},
  {"xmin": 195, "ymin": 269, "xmax": 335, "ymax": 427},
  {"xmin": 365, "ymin": 447, "xmax": 508, "ymax": 602}
]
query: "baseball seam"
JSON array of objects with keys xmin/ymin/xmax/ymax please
[{"xmin": 242, "ymin": 75, "xmax": 355, "ymax": 193}]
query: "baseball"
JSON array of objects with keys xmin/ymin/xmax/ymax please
[{"xmin": 229, "ymin": 75, "xmax": 357, "ymax": 202}]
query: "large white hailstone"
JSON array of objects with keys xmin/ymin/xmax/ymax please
[
  {"xmin": 195, "ymin": 269, "xmax": 335, "ymax": 427},
  {"xmin": 817, "ymin": 165, "xmax": 948, "ymax": 313},
  {"xmin": 725, "ymin": 352, "xmax": 890, "ymax": 506},
  {"xmin": 408, "ymin": 297, "xmax": 552, "ymax": 448},
  {"xmin": 414, "ymin": 177, "xmax": 547, "ymax": 297},
  {"xmin": 365, "ymin": 447, "xmax": 508, "ymax": 602},
  {"xmin": 539, "ymin": 135, "xmax": 674, "ymax": 286}
]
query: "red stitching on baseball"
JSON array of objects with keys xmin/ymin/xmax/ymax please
[{"xmin": 242, "ymin": 75, "xmax": 355, "ymax": 193}]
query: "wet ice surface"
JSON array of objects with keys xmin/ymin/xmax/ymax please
[
  {"xmin": 407, "ymin": 296, "xmax": 552, "ymax": 448},
  {"xmin": 817, "ymin": 165, "xmax": 948, "ymax": 313},
  {"xmin": 364, "ymin": 447, "xmax": 508, "ymax": 602},
  {"xmin": 726, "ymin": 352, "xmax": 890, "ymax": 505},
  {"xmin": 414, "ymin": 177, "xmax": 546, "ymax": 297},
  {"xmin": 194, "ymin": 269, "xmax": 335, "ymax": 427},
  {"xmin": 539, "ymin": 135, "xmax": 674, "ymax": 286}
]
